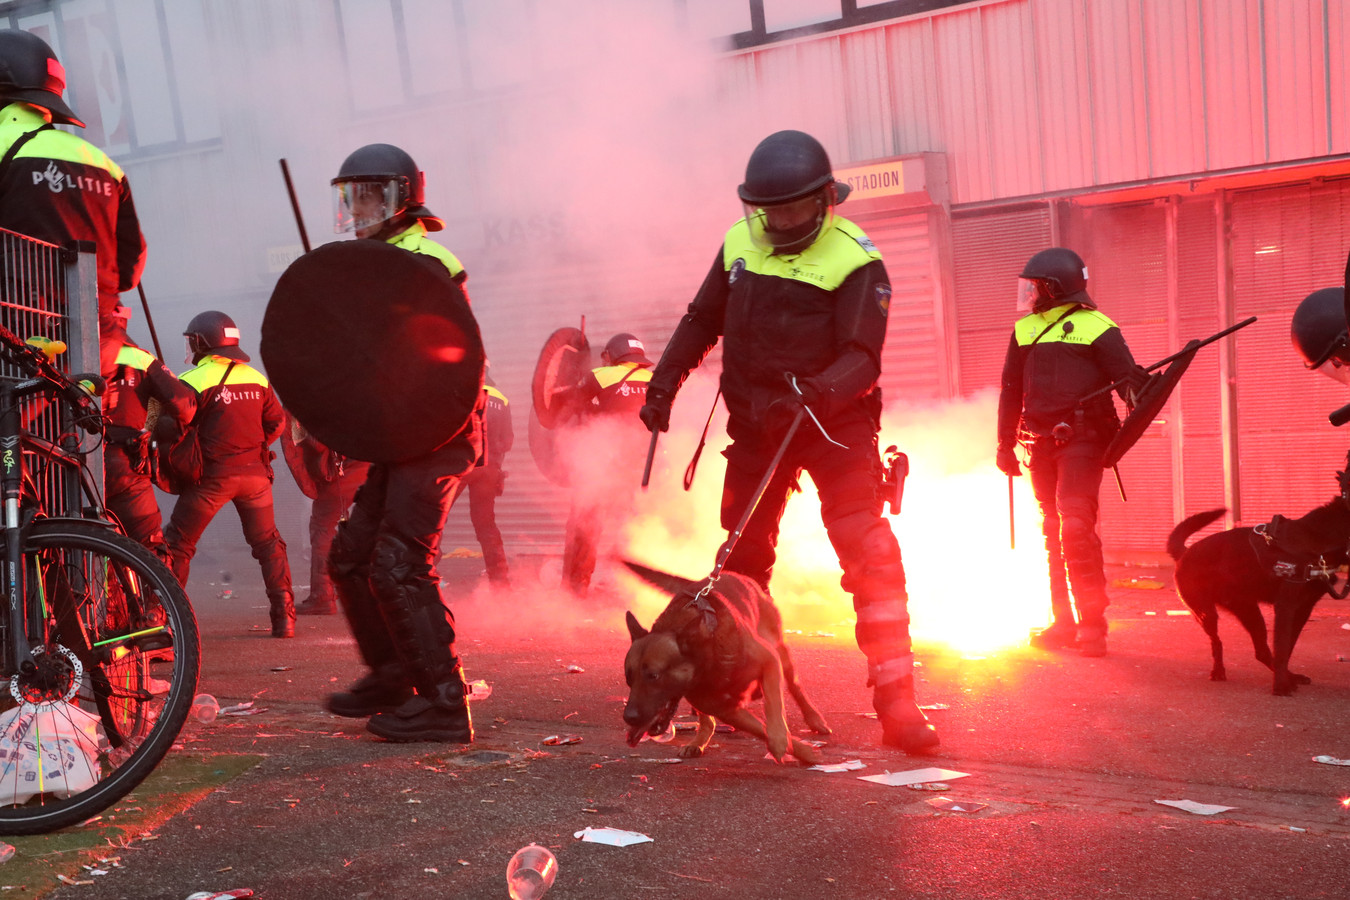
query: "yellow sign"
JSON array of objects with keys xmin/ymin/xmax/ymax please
[{"xmin": 837, "ymin": 161, "xmax": 907, "ymax": 201}]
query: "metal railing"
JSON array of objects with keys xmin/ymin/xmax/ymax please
[{"xmin": 0, "ymin": 227, "xmax": 100, "ymax": 517}]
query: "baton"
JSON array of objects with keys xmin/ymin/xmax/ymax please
[
  {"xmin": 1007, "ymin": 474, "xmax": 1016, "ymax": 550},
  {"xmin": 279, "ymin": 158, "xmax": 312, "ymax": 253},
  {"xmin": 1331, "ymin": 402, "xmax": 1350, "ymax": 427},
  {"xmin": 135, "ymin": 283, "xmax": 165, "ymax": 362},
  {"xmin": 1078, "ymin": 316, "xmax": 1257, "ymax": 405},
  {"xmin": 641, "ymin": 427, "xmax": 659, "ymax": 488}
]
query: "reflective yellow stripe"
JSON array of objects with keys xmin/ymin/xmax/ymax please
[
  {"xmin": 1014, "ymin": 306, "xmax": 1118, "ymax": 346},
  {"xmin": 721, "ymin": 214, "xmax": 880, "ymax": 291},
  {"xmin": 388, "ymin": 222, "xmax": 465, "ymax": 278},
  {"xmin": 484, "ymin": 385, "xmax": 508, "ymax": 405},
  {"xmin": 114, "ymin": 345, "xmax": 155, "ymax": 371},
  {"xmin": 593, "ymin": 364, "xmax": 652, "ymax": 389},
  {"xmin": 181, "ymin": 358, "xmax": 268, "ymax": 390},
  {"xmin": 0, "ymin": 103, "xmax": 125, "ymax": 177}
]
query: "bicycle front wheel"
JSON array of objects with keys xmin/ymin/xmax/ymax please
[{"xmin": 0, "ymin": 520, "xmax": 200, "ymax": 834}]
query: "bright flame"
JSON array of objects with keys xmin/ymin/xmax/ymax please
[{"xmin": 621, "ymin": 385, "xmax": 1057, "ymax": 656}]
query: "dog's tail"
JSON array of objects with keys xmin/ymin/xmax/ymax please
[
  {"xmin": 1166, "ymin": 508, "xmax": 1227, "ymax": 560},
  {"xmin": 622, "ymin": 560, "xmax": 703, "ymax": 597}
]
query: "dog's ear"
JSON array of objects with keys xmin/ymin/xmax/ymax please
[
  {"xmin": 623, "ymin": 560, "xmax": 701, "ymax": 595},
  {"xmin": 625, "ymin": 610, "xmax": 649, "ymax": 642}
]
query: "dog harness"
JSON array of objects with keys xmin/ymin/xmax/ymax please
[{"xmin": 1251, "ymin": 515, "xmax": 1350, "ymax": 596}]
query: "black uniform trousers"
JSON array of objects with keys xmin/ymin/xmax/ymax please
[
  {"xmin": 449, "ymin": 465, "xmax": 509, "ymax": 586},
  {"xmin": 105, "ymin": 445, "xmax": 169, "ymax": 561},
  {"xmin": 329, "ymin": 441, "xmax": 470, "ymax": 701},
  {"xmin": 719, "ymin": 422, "xmax": 915, "ymax": 693},
  {"xmin": 1026, "ymin": 435, "xmax": 1110, "ymax": 627},
  {"xmin": 164, "ymin": 469, "xmax": 292, "ymax": 604}
]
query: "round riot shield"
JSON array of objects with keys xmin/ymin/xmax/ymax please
[
  {"xmin": 532, "ymin": 326, "xmax": 591, "ymax": 429},
  {"xmin": 261, "ymin": 240, "xmax": 484, "ymax": 463}
]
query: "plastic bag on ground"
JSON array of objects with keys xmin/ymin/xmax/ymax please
[{"xmin": 0, "ymin": 701, "xmax": 102, "ymax": 804}]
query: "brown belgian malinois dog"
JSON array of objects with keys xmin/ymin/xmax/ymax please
[{"xmin": 621, "ymin": 561, "xmax": 831, "ymax": 764}]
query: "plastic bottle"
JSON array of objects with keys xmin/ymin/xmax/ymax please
[
  {"xmin": 505, "ymin": 844, "xmax": 557, "ymax": 900},
  {"xmin": 191, "ymin": 693, "xmax": 219, "ymax": 724}
]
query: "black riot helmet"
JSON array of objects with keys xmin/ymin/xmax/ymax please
[
  {"xmin": 737, "ymin": 130, "xmax": 852, "ymax": 254},
  {"xmin": 184, "ymin": 310, "xmax": 249, "ymax": 364},
  {"xmin": 0, "ymin": 30, "xmax": 84, "ymax": 127},
  {"xmin": 1017, "ymin": 247, "xmax": 1093, "ymax": 313},
  {"xmin": 1291, "ymin": 287, "xmax": 1350, "ymax": 377},
  {"xmin": 332, "ymin": 143, "xmax": 443, "ymax": 235},
  {"xmin": 601, "ymin": 333, "xmax": 652, "ymax": 367}
]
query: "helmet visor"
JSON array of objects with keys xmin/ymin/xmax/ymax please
[
  {"xmin": 334, "ymin": 179, "xmax": 401, "ymax": 234},
  {"xmin": 742, "ymin": 192, "xmax": 832, "ymax": 253},
  {"xmin": 1316, "ymin": 358, "xmax": 1350, "ymax": 385},
  {"xmin": 1016, "ymin": 277, "xmax": 1042, "ymax": 313}
]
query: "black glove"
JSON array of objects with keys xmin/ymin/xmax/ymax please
[
  {"xmin": 996, "ymin": 444, "xmax": 1021, "ymax": 477},
  {"xmin": 639, "ymin": 388, "xmax": 673, "ymax": 433},
  {"xmin": 764, "ymin": 380, "xmax": 821, "ymax": 443},
  {"xmin": 1123, "ymin": 364, "xmax": 1151, "ymax": 410}
]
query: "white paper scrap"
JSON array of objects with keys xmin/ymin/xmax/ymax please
[
  {"xmin": 574, "ymin": 826, "xmax": 653, "ymax": 847},
  {"xmin": 1154, "ymin": 799, "xmax": 1235, "ymax": 816},
  {"xmin": 858, "ymin": 767, "xmax": 970, "ymax": 787},
  {"xmin": 810, "ymin": 759, "xmax": 866, "ymax": 773},
  {"xmin": 1313, "ymin": 755, "xmax": 1350, "ymax": 767}
]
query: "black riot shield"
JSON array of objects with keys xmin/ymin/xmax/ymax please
[
  {"xmin": 261, "ymin": 240, "xmax": 484, "ymax": 464},
  {"xmin": 1101, "ymin": 340, "xmax": 1200, "ymax": 469},
  {"xmin": 532, "ymin": 326, "xmax": 590, "ymax": 429}
]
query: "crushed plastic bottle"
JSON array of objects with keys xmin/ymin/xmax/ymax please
[
  {"xmin": 467, "ymin": 679, "xmax": 492, "ymax": 701},
  {"xmin": 640, "ymin": 721, "xmax": 676, "ymax": 744},
  {"xmin": 506, "ymin": 844, "xmax": 557, "ymax": 900},
  {"xmin": 190, "ymin": 693, "xmax": 219, "ymax": 724}
]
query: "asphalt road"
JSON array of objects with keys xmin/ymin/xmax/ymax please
[{"xmin": 17, "ymin": 552, "xmax": 1350, "ymax": 900}]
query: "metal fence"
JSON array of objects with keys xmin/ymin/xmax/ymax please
[{"xmin": 0, "ymin": 227, "xmax": 101, "ymax": 517}]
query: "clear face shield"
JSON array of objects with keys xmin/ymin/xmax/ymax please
[
  {"xmin": 333, "ymin": 179, "xmax": 401, "ymax": 234},
  {"xmin": 1016, "ymin": 277, "xmax": 1045, "ymax": 313},
  {"xmin": 742, "ymin": 190, "xmax": 833, "ymax": 254},
  {"xmin": 1316, "ymin": 357, "xmax": 1350, "ymax": 385}
]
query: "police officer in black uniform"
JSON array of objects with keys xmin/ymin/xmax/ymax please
[
  {"xmin": 563, "ymin": 332, "xmax": 652, "ymax": 596},
  {"xmin": 449, "ymin": 367, "xmax": 513, "ymax": 587},
  {"xmin": 996, "ymin": 248, "xmax": 1146, "ymax": 658},
  {"xmin": 103, "ymin": 305, "xmax": 196, "ymax": 561},
  {"xmin": 0, "ymin": 30, "xmax": 146, "ymax": 379},
  {"xmin": 323, "ymin": 143, "xmax": 484, "ymax": 744},
  {"xmin": 638, "ymin": 130, "xmax": 939, "ymax": 755},
  {"xmin": 163, "ymin": 311, "xmax": 295, "ymax": 638}
]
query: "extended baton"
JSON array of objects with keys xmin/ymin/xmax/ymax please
[
  {"xmin": 1078, "ymin": 316, "xmax": 1257, "ymax": 405},
  {"xmin": 279, "ymin": 158, "xmax": 312, "ymax": 253},
  {"xmin": 1007, "ymin": 474, "xmax": 1015, "ymax": 550},
  {"xmin": 641, "ymin": 428, "xmax": 659, "ymax": 489},
  {"xmin": 135, "ymin": 283, "xmax": 165, "ymax": 362}
]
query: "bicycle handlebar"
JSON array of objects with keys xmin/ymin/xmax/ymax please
[{"xmin": 0, "ymin": 325, "xmax": 106, "ymax": 434}]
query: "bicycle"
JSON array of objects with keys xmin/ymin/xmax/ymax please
[{"xmin": 0, "ymin": 326, "xmax": 199, "ymax": 834}]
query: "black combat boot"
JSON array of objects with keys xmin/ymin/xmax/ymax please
[
  {"xmin": 1029, "ymin": 619, "xmax": 1079, "ymax": 650},
  {"xmin": 875, "ymin": 677, "xmax": 940, "ymax": 755},
  {"xmin": 295, "ymin": 593, "xmax": 337, "ymax": 616},
  {"xmin": 366, "ymin": 670, "xmax": 473, "ymax": 743},
  {"xmin": 270, "ymin": 592, "xmax": 296, "ymax": 638},
  {"xmin": 324, "ymin": 665, "xmax": 415, "ymax": 718}
]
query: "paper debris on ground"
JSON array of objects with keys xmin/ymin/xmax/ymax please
[
  {"xmin": 219, "ymin": 702, "xmax": 256, "ymax": 716},
  {"xmin": 1154, "ymin": 799, "xmax": 1235, "ymax": 816},
  {"xmin": 574, "ymin": 826, "xmax": 653, "ymax": 847},
  {"xmin": 859, "ymin": 767, "xmax": 970, "ymax": 787},
  {"xmin": 1313, "ymin": 755, "xmax": 1350, "ymax": 766},
  {"xmin": 810, "ymin": 759, "xmax": 866, "ymax": 773},
  {"xmin": 926, "ymin": 797, "xmax": 987, "ymax": 813},
  {"xmin": 542, "ymin": 735, "xmax": 582, "ymax": 746}
]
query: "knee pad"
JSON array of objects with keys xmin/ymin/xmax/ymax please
[{"xmin": 369, "ymin": 532, "xmax": 420, "ymax": 598}]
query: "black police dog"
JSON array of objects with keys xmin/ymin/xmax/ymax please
[{"xmin": 1168, "ymin": 499, "xmax": 1350, "ymax": 695}]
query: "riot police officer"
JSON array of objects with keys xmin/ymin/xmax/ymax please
[
  {"xmin": 103, "ymin": 305, "xmax": 196, "ymax": 561},
  {"xmin": 163, "ymin": 311, "xmax": 295, "ymax": 637},
  {"xmin": 996, "ymin": 248, "xmax": 1146, "ymax": 658},
  {"xmin": 563, "ymin": 332, "xmax": 652, "ymax": 597},
  {"xmin": 448, "ymin": 367, "xmax": 513, "ymax": 588},
  {"xmin": 323, "ymin": 143, "xmax": 484, "ymax": 744},
  {"xmin": 0, "ymin": 30, "xmax": 146, "ymax": 379},
  {"xmin": 638, "ymin": 130, "xmax": 939, "ymax": 755}
]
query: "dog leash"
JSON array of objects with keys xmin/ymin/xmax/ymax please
[{"xmin": 683, "ymin": 407, "xmax": 807, "ymax": 630}]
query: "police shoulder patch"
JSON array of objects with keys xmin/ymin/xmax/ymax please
[
  {"xmin": 876, "ymin": 283, "xmax": 892, "ymax": 315},
  {"xmin": 729, "ymin": 258, "xmax": 746, "ymax": 284},
  {"xmin": 856, "ymin": 235, "xmax": 878, "ymax": 253}
]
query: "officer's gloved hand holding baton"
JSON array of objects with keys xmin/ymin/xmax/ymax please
[
  {"xmin": 995, "ymin": 443, "xmax": 1021, "ymax": 477},
  {"xmin": 639, "ymin": 388, "xmax": 674, "ymax": 488}
]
